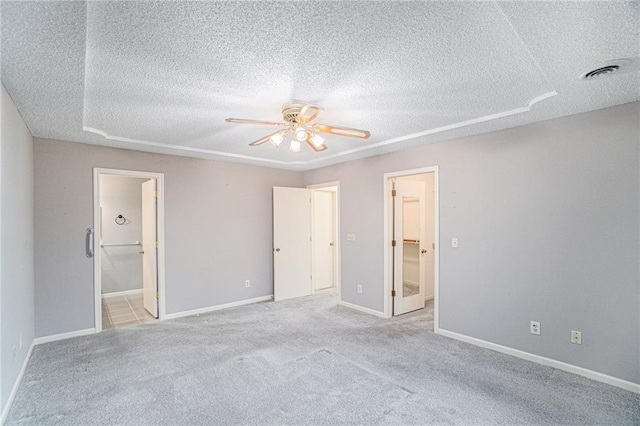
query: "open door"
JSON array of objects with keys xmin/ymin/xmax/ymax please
[
  {"xmin": 393, "ymin": 179, "xmax": 426, "ymax": 315},
  {"xmin": 273, "ymin": 187, "xmax": 312, "ymax": 301},
  {"xmin": 312, "ymin": 190, "xmax": 336, "ymax": 291},
  {"xmin": 141, "ymin": 179, "xmax": 158, "ymax": 317}
]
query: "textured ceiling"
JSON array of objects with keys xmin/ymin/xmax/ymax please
[{"xmin": 2, "ymin": 1, "xmax": 639, "ymax": 170}]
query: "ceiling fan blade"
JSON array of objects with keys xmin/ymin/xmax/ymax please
[
  {"xmin": 249, "ymin": 130, "xmax": 287, "ymax": 146},
  {"xmin": 312, "ymin": 123, "xmax": 371, "ymax": 139},
  {"xmin": 305, "ymin": 139, "xmax": 328, "ymax": 152},
  {"xmin": 296, "ymin": 104, "xmax": 324, "ymax": 124},
  {"xmin": 226, "ymin": 118, "xmax": 288, "ymax": 126}
]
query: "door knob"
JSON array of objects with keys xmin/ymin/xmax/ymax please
[
  {"xmin": 421, "ymin": 249, "xmax": 427, "ymax": 254},
  {"xmin": 329, "ymin": 242, "xmax": 335, "ymax": 246},
  {"xmin": 275, "ymin": 248, "xmax": 281, "ymax": 252},
  {"xmin": 139, "ymin": 251, "xmax": 145, "ymax": 255}
]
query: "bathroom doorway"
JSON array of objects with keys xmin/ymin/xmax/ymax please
[{"xmin": 93, "ymin": 168, "xmax": 166, "ymax": 332}]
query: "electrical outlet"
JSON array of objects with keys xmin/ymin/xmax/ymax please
[
  {"xmin": 530, "ymin": 321, "xmax": 540, "ymax": 335},
  {"xmin": 245, "ymin": 280, "xmax": 250, "ymax": 288},
  {"xmin": 357, "ymin": 284, "xmax": 362, "ymax": 293},
  {"xmin": 451, "ymin": 238, "xmax": 459, "ymax": 248},
  {"xmin": 571, "ymin": 330, "xmax": 582, "ymax": 345}
]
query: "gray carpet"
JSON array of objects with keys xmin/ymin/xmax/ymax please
[{"xmin": 7, "ymin": 292, "xmax": 639, "ymax": 425}]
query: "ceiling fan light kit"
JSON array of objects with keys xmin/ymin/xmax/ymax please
[
  {"xmin": 225, "ymin": 101, "xmax": 370, "ymax": 153},
  {"xmin": 289, "ymin": 139, "xmax": 302, "ymax": 153},
  {"xmin": 269, "ymin": 130, "xmax": 286, "ymax": 147}
]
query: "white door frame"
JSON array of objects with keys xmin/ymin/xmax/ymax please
[
  {"xmin": 93, "ymin": 168, "xmax": 166, "ymax": 332},
  {"xmin": 307, "ymin": 181, "xmax": 341, "ymax": 298},
  {"xmin": 383, "ymin": 167, "xmax": 440, "ymax": 331}
]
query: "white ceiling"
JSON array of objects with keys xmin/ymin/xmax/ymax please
[{"xmin": 2, "ymin": 1, "xmax": 639, "ymax": 171}]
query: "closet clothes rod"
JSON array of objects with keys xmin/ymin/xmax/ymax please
[
  {"xmin": 100, "ymin": 241, "xmax": 141, "ymax": 247},
  {"xmin": 403, "ymin": 239, "xmax": 420, "ymax": 244}
]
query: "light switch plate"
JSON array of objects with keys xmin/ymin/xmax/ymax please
[
  {"xmin": 451, "ymin": 238, "xmax": 459, "ymax": 248},
  {"xmin": 346, "ymin": 233, "xmax": 356, "ymax": 241}
]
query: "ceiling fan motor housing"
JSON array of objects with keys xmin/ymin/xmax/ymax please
[{"xmin": 282, "ymin": 102, "xmax": 306, "ymax": 123}]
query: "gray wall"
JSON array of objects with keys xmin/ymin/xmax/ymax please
[
  {"xmin": 1, "ymin": 86, "xmax": 34, "ymax": 413},
  {"xmin": 34, "ymin": 140, "xmax": 302, "ymax": 337},
  {"xmin": 100, "ymin": 175, "xmax": 146, "ymax": 294},
  {"xmin": 303, "ymin": 102, "xmax": 640, "ymax": 384}
]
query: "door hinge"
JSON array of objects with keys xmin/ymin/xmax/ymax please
[
  {"xmin": 391, "ymin": 189, "xmax": 397, "ymax": 197},
  {"xmin": 153, "ymin": 190, "xmax": 158, "ymax": 198},
  {"xmin": 432, "ymin": 242, "xmax": 435, "ymax": 249},
  {"xmin": 391, "ymin": 240, "xmax": 396, "ymax": 247},
  {"xmin": 391, "ymin": 290, "xmax": 396, "ymax": 297},
  {"xmin": 155, "ymin": 292, "xmax": 159, "ymax": 299},
  {"xmin": 154, "ymin": 241, "xmax": 159, "ymax": 248}
]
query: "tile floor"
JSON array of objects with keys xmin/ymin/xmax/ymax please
[{"xmin": 102, "ymin": 292, "xmax": 155, "ymax": 329}]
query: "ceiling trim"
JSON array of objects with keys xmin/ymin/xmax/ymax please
[
  {"xmin": 83, "ymin": 126, "xmax": 297, "ymax": 166},
  {"xmin": 83, "ymin": 90, "xmax": 557, "ymax": 168},
  {"xmin": 303, "ymin": 91, "xmax": 557, "ymax": 165}
]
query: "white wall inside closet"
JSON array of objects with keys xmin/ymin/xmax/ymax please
[{"xmin": 100, "ymin": 176, "xmax": 148, "ymax": 295}]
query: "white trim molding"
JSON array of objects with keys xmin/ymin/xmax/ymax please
[
  {"xmin": 102, "ymin": 289, "xmax": 143, "ymax": 298},
  {"xmin": 338, "ymin": 301, "xmax": 385, "ymax": 318},
  {"xmin": 33, "ymin": 328, "xmax": 96, "ymax": 346},
  {"xmin": 1, "ymin": 341, "xmax": 35, "ymax": 424},
  {"xmin": 439, "ymin": 329, "xmax": 640, "ymax": 394},
  {"xmin": 164, "ymin": 295, "xmax": 273, "ymax": 320},
  {"xmin": 84, "ymin": 92, "xmax": 557, "ymax": 170}
]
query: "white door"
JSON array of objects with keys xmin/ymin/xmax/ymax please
[
  {"xmin": 273, "ymin": 187, "xmax": 312, "ymax": 301},
  {"xmin": 141, "ymin": 179, "xmax": 158, "ymax": 317},
  {"xmin": 393, "ymin": 179, "xmax": 426, "ymax": 315},
  {"xmin": 312, "ymin": 190, "xmax": 335, "ymax": 291}
]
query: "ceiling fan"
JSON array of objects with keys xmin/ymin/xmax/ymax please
[{"xmin": 225, "ymin": 102, "xmax": 371, "ymax": 152}]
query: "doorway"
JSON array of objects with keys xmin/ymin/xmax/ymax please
[
  {"xmin": 383, "ymin": 167, "xmax": 439, "ymax": 329},
  {"xmin": 93, "ymin": 168, "xmax": 166, "ymax": 332},
  {"xmin": 311, "ymin": 184, "xmax": 339, "ymax": 293},
  {"xmin": 272, "ymin": 182, "xmax": 341, "ymax": 301}
]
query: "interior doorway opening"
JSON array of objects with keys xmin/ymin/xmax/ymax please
[
  {"xmin": 311, "ymin": 185, "xmax": 339, "ymax": 293},
  {"xmin": 93, "ymin": 168, "xmax": 166, "ymax": 332},
  {"xmin": 384, "ymin": 167, "xmax": 439, "ymax": 330},
  {"xmin": 272, "ymin": 181, "xmax": 341, "ymax": 302}
]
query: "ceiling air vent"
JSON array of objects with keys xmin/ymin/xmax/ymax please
[
  {"xmin": 577, "ymin": 59, "xmax": 633, "ymax": 80},
  {"xmin": 583, "ymin": 65, "xmax": 619, "ymax": 79}
]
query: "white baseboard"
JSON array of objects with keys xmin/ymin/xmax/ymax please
[
  {"xmin": 1, "ymin": 340, "xmax": 35, "ymax": 424},
  {"xmin": 102, "ymin": 289, "xmax": 143, "ymax": 298},
  {"xmin": 438, "ymin": 329, "xmax": 640, "ymax": 394},
  {"xmin": 338, "ymin": 301, "xmax": 386, "ymax": 318},
  {"xmin": 33, "ymin": 328, "xmax": 96, "ymax": 345},
  {"xmin": 164, "ymin": 295, "xmax": 273, "ymax": 320}
]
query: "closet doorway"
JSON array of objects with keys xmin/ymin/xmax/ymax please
[
  {"xmin": 310, "ymin": 183, "xmax": 339, "ymax": 293},
  {"xmin": 383, "ymin": 167, "xmax": 439, "ymax": 329},
  {"xmin": 93, "ymin": 168, "xmax": 166, "ymax": 332},
  {"xmin": 272, "ymin": 182, "xmax": 341, "ymax": 301}
]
